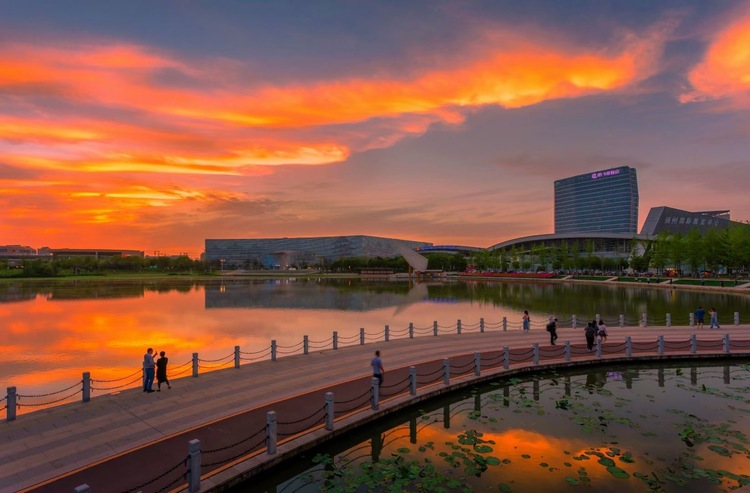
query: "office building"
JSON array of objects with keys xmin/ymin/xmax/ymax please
[{"xmin": 554, "ymin": 166, "xmax": 639, "ymax": 234}]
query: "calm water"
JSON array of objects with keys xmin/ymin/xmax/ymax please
[
  {"xmin": 246, "ymin": 361, "xmax": 750, "ymax": 492},
  {"xmin": 1, "ymin": 278, "xmax": 749, "ymax": 401}
]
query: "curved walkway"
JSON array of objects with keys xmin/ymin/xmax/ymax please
[{"xmin": 3, "ymin": 324, "xmax": 750, "ymax": 493}]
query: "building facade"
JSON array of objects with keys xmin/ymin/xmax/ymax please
[
  {"xmin": 205, "ymin": 235, "xmax": 432, "ymax": 269},
  {"xmin": 554, "ymin": 166, "xmax": 639, "ymax": 234},
  {"xmin": 640, "ymin": 207, "xmax": 736, "ymax": 236}
]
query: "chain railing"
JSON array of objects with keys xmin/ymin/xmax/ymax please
[
  {"xmin": 119, "ymin": 455, "xmax": 188, "ymax": 493},
  {"xmin": 40, "ymin": 331, "xmax": 750, "ymax": 492},
  {"xmin": 5, "ymin": 313, "xmax": 748, "ymax": 420}
]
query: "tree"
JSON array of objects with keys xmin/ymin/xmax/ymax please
[{"xmin": 684, "ymin": 229, "xmax": 705, "ymax": 275}]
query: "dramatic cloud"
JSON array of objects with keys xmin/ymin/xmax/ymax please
[{"xmin": 681, "ymin": 8, "xmax": 750, "ymax": 107}]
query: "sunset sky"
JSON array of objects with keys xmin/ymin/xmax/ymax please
[{"xmin": 2, "ymin": 1, "xmax": 750, "ymax": 257}]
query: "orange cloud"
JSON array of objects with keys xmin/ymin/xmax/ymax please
[
  {"xmin": 682, "ymin": 9, "xmax": 750, "ymax": 106},
  {"xmin": 0, "ymin": 32, "xmax": 658, "ymax": 183}
]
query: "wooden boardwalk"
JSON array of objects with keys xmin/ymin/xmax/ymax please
[{"xmin": 2, "ymin": 324, "xmax": 750, "ymax": 493}]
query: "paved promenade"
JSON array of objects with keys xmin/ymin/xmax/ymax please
[{"xmin": 3, "ymin": 324, "xmax": 750, "ymax": 493}]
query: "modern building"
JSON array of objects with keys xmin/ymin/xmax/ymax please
[
  {"xmin": 640, "ymin": 207, "xmax": 737, "ymax": 236},
  {"xmin": 49, "ymin": 248, "xmax": 144, "ymax": 259},
  {"xmin": 554, "ymin": 166, "xmax": 639, "ymax": 234},
  {"xmin": 205, "ymin": 235, "xmax": 432, "ymax": 269},
  {"xmin": 0, "ymin": 245, "xmax": 36, "ymax": 256}
]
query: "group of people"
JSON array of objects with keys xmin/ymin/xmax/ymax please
[
  {"xmin": 584, "ymin": 319, "xmax": 608, "ymax": 351},
  {"xmin": 694, "ymin": 306, "xmax": 720, "ymax": 329},
  {"xmin": 143, "ymin": 348, "xmax": 171, "ymax": 393}
]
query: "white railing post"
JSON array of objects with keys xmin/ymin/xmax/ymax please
[
  {"xmin": 502, "ymin": 317, "xmax": 507, "ymax": 331},
  {"xmin": 457, "ymin": 320, "xmax": 462, "ymax": 335},
  {"xmin": 658, "ymin": 335, "xmax": 664, "ymax": 356},
  {"xmin": 564, "ymin": 341, "xmax": 570, "ymax": 361},
  {"xmin": 735, "ymin": 312, "xmax": 740, "ymax": 325},
  {"xmin": 596, "ymin": 339, "xmax": 602, "ymax": 358},
  {"xmin": 503, "ymin": 346, "xmax": 509, "ymax": 369},
  {"xmin": 384, "ymin": 325, "xmax": 390, "ymax": 342},
  {"xmin": 480, "ymin": 318, "xmax": 485, "ymax": 333},
  {"xmin": 691, "ymin": 334, "xmax": 697, "ymax": 353},
  {"xmin": 267, "ymin": 411, "xmax": 277, "ymax": 455},
  {"xmin": 74, "ymin": 485, "xmax": 90, "ymax": 493},
  {"xmin": 642, "ymin": 313, "xmax": 648, "ymax": 328},
  {"xmin": 82, "ymin": 372, "xmax": 90, "ymax": 403},
  {"xmin": 409, "ymin": 323, "xmax": 414, "ymax": 339},
  {"xmin": 595, "ymin": 313, "xmax": 600, "ymax": 324},
  {"xmin": 6, "ymin": 386, "xmax": 16, "ymax": 422},
  {"xmin": 474, "ymin": 352, "xmax": 481, "ymax": 376},
  {"xmin": 533, "ymin": 344, "xmax": 539, "ymax": 365},
  {"xmin": 303, "ymin": 336, "xmax": 309, "ymax": 355},
  {"xmin": 666, "ymin": 313, "xmax": 671, "ymax": 327},
  {"xmin": 724, "ymin": 334, "xmax": 731, "ymax": 354},
  {"xmin": 360, "ymin": 328, "xmax": 365, "ymax": 345},
  {"xmin": 325, "ymin": 392, "xmax": 334, "ymax": 431},
  {"xmin": 271, "ymin": 341, "xmax": 277, "ymax": 361},
  {"xmin": 690, "ymin": 313, "xmax": 695, "ymax": 327},
  {"xmin": 409, "ymin": 366, "xmax": 417, "ymax": 395},
  {"xmin": 192, "ymin": 352, "xmax": 199, "ymax": 377},
  {"xmin": 619, "ymin": 315, "xmax": 624, "ymax": 327},
  {"xmin": 234, "ymin": 345, "xmax": 241, "ymax": 367},
  {"xmin": 626, "ymin": 336, "xmax": 632, "ymax": 357},
  {"xmin": 371, "ymin": 377, "xmax": 379, "ymax": 411},
  {"xmin": 433, "ymin": 321, "xmax": 438, "ymax": 336},
  {"xmin": 572, "ymin": 315, "xmax": 577, "ymax": 329},
  {"xmin": 187, "ymin": 439, "xmax": 201, "ymax": 493},
  {"xmin": 333, "ymin": 331, "xmax": 338, "ymax": 350},
  {"xmin": 443, "ymin": 359, "xmax": 450, "ymax": 385}
]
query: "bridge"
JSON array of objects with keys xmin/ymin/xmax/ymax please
[{"xmin": 3, "ymin": 322, "xmax": 750, "ymax": 492}]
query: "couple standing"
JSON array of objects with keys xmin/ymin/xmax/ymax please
[{"xmin": 143, "ymin": 348, "xmax": 171, "ymax": 393}]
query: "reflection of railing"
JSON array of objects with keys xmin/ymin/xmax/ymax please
[
  {"xmin": 60, "ymin": 332, "xmax": 750, "ymax": 493},
  {"xmin": 3, "ymin": 311, "xmax": 747, "ymax": 422}
]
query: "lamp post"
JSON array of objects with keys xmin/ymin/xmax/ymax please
[{"xmin": 220, "ymin": 259, "xmax": 225, "ymax": 272}]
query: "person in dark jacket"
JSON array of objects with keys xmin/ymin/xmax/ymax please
[
  {"xmin": 156, "ymin": 351, "xmax": 171, "ymax": 391},
  {"xmin": 585, "ymin": 322, "xmax": 597, "ymax": 351}
]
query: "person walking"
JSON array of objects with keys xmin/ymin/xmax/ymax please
[
  {"xmin": 709, "ymin": 308, "xmax": 720, "ymax": 329},
  {"xmin": 585, "ymin": 321, "xmax": 597, "ymax": 351},
  {"xmin": 143, "ymin": 348, "xmax": 156, "ymax": 393},
  {"xmin": 522, "ymin": 310, "xmax": 531, "ymax": 332},
  {"xmin": 546, "ymin": 317, "xmax": 558, "ymax": 345},
  {"xmin": 371, "ymin": 350, "xmax": 384, "ymax": 386},
  {"xmin": 156, "ymin": 351, "xmax": 171, "ymax": 391},
  {"xmin": 695, "ymin": 306, "xmax": 706, "ymax": 329},
  {"xmin": 597, "ymin": 320, "xmax": 608, "ymax": 343}
]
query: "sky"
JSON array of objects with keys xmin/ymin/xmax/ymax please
[{"xmin": 1, "ymin": 1, "xmax": 750, "ymax": 258}]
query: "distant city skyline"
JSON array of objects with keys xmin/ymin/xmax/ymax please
[{"xmin": 2, "ymin": 1, "xmax": 750, "ymax": 258}]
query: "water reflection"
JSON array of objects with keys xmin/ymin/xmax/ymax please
[
  {"xmin": 1, "ymin": 279, "xmax": 748, "ymax": 413},
  {"xmin": 248, "ymin": 361, "xmax": 750, "ymax": 493}
]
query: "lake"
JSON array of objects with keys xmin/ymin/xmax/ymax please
[
  {"xmin": 246, "ymin": 360, "xmax": 750, "ymax": 492},
  {"xmin": 1, "ymin": 278, "xmax": 748, "ymax": 409}
]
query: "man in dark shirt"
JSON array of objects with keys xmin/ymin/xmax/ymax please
[{"xmin": 694, "ymin": 306, "xmax": 706, "ymax": 329}]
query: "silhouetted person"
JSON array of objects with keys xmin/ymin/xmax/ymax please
[
  {"xmin": 156, "ymin": 351, "xmax": 171, "ymax": 390},
  {"xmin": 585, "ymin": 322, "xmax": 597, "ymax": 351},
  {"xmin": 546, "ymin": 317, "xmax": 558, "ymax": 345}
]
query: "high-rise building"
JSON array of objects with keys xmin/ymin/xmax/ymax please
[{"xmin": 554, "ymin": 166, "xmax": 639, "ymax": 234}]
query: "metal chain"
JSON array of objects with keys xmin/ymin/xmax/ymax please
[
  {"xmin": 277, "ymin": 405, "xmax": 326, "ymax": 426},
  {"xmin": 240, "ymin": 345, "xmax": 272, "ymax": 355},
  {"xmin": 18, "ymin": 380, "xmax": 82, "ymax": 398},
  {"xmin": 334, "ymin": 387, "xmax": 372, "ymax": 405},
  {"xmin": 198, "ymin": 352, "xmax": 234, "ymax": 363},
  {"xmin": 18, "ymin": 389, "xmax": 82, "ymax": 407},
  {"xmin": 92, "ymin": 375, "xmax": 143, "ymax": 392},
  {"xmin": 119, "ymin": 455, "xmax": 188, "ymax": 493},
  {"xmin": 91, "ymin": 369, "xmax": 142, "ymax": 383},
  {"xmin": 204, "ymin": 424, "xmax": 266, "ymax": 454}
]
